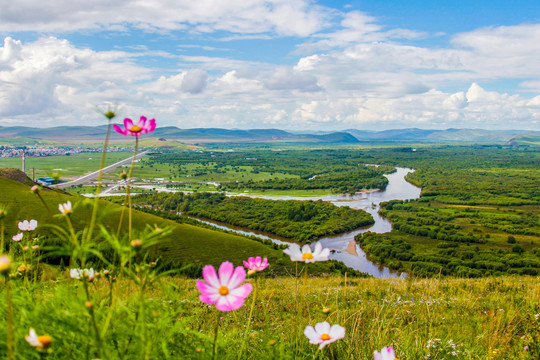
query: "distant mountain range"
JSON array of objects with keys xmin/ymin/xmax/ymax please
[
  {"xmin": 0, "ymin": 125, "xmax": 538, "ymax": 145},
  {"xmin": 343, "ymin": 128, "xmax": 540, "ymax": 143}
]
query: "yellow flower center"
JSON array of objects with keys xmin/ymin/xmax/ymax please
[
  {"xmin": 218, "ymin": 286, "xmax": 229, "ymax": 296},
  {"xmin": 38, "ymin": 335, "xmax": 52, "ymax": 349},
  {"xmin": 130, "ymin": 125, "xmax": 142, "ymax": 133},
  {"xmin": 320, "ymin": 333, "xmax": 331, "ymax": 341},
  {"xmin": 302, "ymin": 252, "xmax": 314, "ymax": 260}
]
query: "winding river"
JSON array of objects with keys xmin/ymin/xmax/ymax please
[{"xmin": 193, "ymin": 167, "xmax": 422, "ymax": 278}]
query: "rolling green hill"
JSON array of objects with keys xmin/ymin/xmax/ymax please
[
  {"xmin": 0, "ymin": 170, "xmax": 276, "ymax": 266},
  {"xmin": 0, "ymin": 168, "xmax": 360, "ymax": 276}
]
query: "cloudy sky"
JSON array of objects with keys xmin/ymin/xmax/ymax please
[{"xmin": 1, "ymin": 0, "xmax": 540, "ymax": 130}]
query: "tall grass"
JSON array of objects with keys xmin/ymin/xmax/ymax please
[{"xmin": 0, "ymin": 275, "xmax": 537, "ymax": 359}]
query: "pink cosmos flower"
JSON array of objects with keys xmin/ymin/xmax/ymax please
[
  {"xmin": 243, "ymin": 256, "xmax": 269, "ymax": 274},
  {"xmin": 18, "ymin": 219, "xmax": 37, "ymax": 231},
  {"xmin": 374, "ymin": 346, "xmax": 398, "ymax": 360},
  {"xmin": 12, "ymin": 233, "xmax": 23, "ymax": 242},
  {"xmin": 113, "ymin": 116, "xmax": 156, "ymax": 137},
  {"xmin": 196, "ymin": 261, "xmax": 253, "ymax": 312},
  {"xmin": 304, "ymin": 321, "xmax": 345, "ymax": 349}
]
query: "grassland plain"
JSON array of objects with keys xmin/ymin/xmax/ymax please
[
  {"xmin": 0, "ymin": 152, "xmax": 136, "ymax": 179},
  {"xmin": 0, "ymin": 275, "xmax": 537, "ymax": 359}
]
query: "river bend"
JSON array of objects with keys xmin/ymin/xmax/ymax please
[{"xmin": 195, "ymin": 167, "xmax": 421, "ymax": 278}]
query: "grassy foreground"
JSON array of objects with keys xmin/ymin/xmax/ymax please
[{"xmin": 0, "ymin": 274, "xmax": 538, "ymax": 359}]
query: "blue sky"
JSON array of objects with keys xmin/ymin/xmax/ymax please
[{"xmin": 1, "ymin": 0, "xmax": 540, "ymax": 130}]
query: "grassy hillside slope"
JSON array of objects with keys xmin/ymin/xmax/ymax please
[
  {"xmin": 0, "ymin": 175, "xmax": 275, "ymax": 266},
  {"xmin": 0, "ymin": 169, "xmax": 359, "ymax": 275}
]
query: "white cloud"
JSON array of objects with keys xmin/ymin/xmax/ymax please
[
  {"xmin": 180, "ymin": 69, "xmax": 208, "ymax": 94},
  {"xmin": 264, "ymin": 67, "xmax": 321, "ymax": 92},
  {"xmin": 2, "ymin": 10, "xmax": 540, "ymax": 131},
  {"xmin": 0, "ymin": 36, "xmax": 149, "ymax": 123},
  {"xmin": 0, "ymin": 0, "xmax": 332, "ymax": 37}
]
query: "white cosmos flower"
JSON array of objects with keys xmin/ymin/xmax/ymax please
[
  {"xmin": 70, "ymin": 268, "xmax": 83, "ymax": 279},
  {"xmin": 12, "ymin": 233, "xmax": 23, "ymax": 242},
  {"xmin": 304, "ymin": 321, "xmax": 345, "ymax": 349},
  {"xmin": 373, "ymin": 346, "xmax": 398, "ymax": 360},
  {"xmin": 283, "ymin": 242, "xmax": 330, "ymax": 263},
  {"xmin": 58, "ymin": 201, "xmax": 72, "ymax": 215},
  {"xmin": 70, "ymin": 268, "xmax": 95, "ymax": 281},
  {"xmin": 18, "ymin": 219, "xmax": 37, "ymax": 231}
]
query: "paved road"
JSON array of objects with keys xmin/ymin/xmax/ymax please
[{"xmin": 52, "ymin": 151, "xmax": 149, "ymax": 189}]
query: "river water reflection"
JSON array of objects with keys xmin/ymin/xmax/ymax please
[{"xmin": 194, "ymin": 167, "xmax": 421, "ymax": 278}]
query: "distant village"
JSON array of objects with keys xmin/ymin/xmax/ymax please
[{"xmin": 0, "ymin": 146, "xmax": 128, "ymax": 158}]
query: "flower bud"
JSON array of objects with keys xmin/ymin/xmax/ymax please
[
  {"xmin": 30, "ymin": 185, "xmax": 40, "ymax": 194},
  {"xmin": 85, "ymin": 301, "xmax": 93, "ymax": 309},
  {"xmin": 322, "ymin": 307, "xmax": 331, "ymax": 314},
  {"xmin": 120, "ymin": 171, "xmax": 128, "ymax": 180},
  {"xmin": 130, "ymin": 239, "xmax": 142, "ymax": 248},
  {"xmin": 104, "ymin": 111, "xmax": 117, "ymax": 120},
  {"xmin": 17, "ymin": 264, "xmax": 28, "ymax": 273}
]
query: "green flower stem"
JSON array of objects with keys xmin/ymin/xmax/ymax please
[
  {"xmin": 83, "ymin": 280, "xmax": 103, "ymax": 358},
  {"xmin": 212, "ymin": 311, "xmax": 221, "ymax": 360},
  {"xmin": 64, "ymin": 214, "xmax": 79, "ymax": 268},
  {"xmin": 86, "ymin": 118, "xmax": 112, "ymax": 244},
  {"xmin": 1, "ymin": 219, "xmax": 5, "ymax": 253},
  {"xmin": 238, "ymin": 277, "xmax": 258, "ymax": 359},
  {"xmin": 5, "ymin": 277, "xmax": 14, "ymax": 360},
  {"xmin": 127, "ymin": 137, "xmax": 139, "ymax": 241},
  {"xmin": 34, "ymin": 248, "xmax": 40, "ymax": 283},
  {"xmin": 116, "ymin": 136, "xmax": 139, "ymax": 241},
  {"xmin": 108, "ymin": 278, "xmax": 114, "ymax": 307}
]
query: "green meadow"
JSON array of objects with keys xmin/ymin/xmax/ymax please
[{"xmin": 0, "ymin": 274, "xmax": 538, "ymax": 359}]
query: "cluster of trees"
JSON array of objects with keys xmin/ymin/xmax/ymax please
[
  {"xmin": 128, "ymin": 192, "xmax": 374, "ymax": 242},
  {"xmin": 358, "ymin": 232, "xmax": 540, "ymax": 277},
  {"xmin": 219, "ymin": 167, "xmax": 390, "ymax": 193}
]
